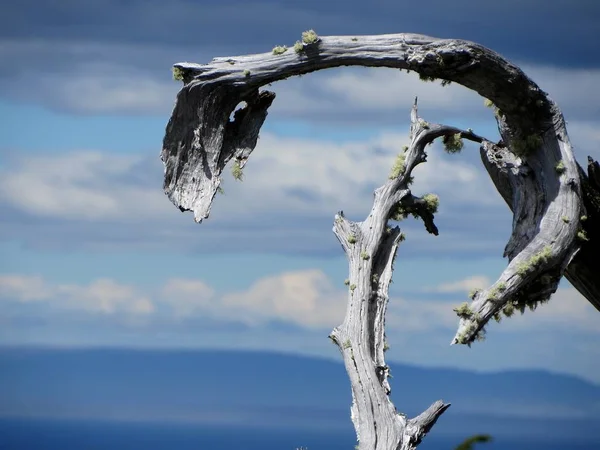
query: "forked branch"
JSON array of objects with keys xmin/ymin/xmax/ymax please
[{"xmin": 159, "ymin": 31, "xmax": 595, "ymax": 449}]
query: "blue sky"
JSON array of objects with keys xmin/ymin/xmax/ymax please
[{"xmin": 0, "ymin": 0, "xmax": 599, "ymax": 383}]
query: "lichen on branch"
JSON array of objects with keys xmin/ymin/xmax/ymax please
[{"xmin": 159, "ymin": 31, "xmax": 589, "ymax": 448}]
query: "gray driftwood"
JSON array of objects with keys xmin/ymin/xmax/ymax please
[{"xmin": 160, "ymin": 32, "xmax": 598, "ymax": 450}]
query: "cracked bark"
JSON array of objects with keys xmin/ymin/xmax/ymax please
[{"xmin": 160, "ymin": 32, "xmax": 598, "ymax": 450}]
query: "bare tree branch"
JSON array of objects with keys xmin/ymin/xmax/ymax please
[{"xmin": 159, "ymin": 31, "xmax": 596, "ymax": 450}]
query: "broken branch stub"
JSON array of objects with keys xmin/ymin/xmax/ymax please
[{"xmin": 160, "ymin": 31, "xmax": 594, "ymax": 449}]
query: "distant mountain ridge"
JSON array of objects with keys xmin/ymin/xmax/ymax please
[{"xmin": 0, "ymin": 347, "xmax": 598, "ymax": 440}]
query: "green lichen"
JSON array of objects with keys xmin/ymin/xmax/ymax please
[
  {"xmin": 488, "ymin": 282, "xmax": 507, "ymax": 300},
  {"xmin": 372, "ymin": 273, "xmax": 380, "ymax": 284},
  {"xmin": 469, "ymin": 288, "xmax": 481, "ymax": 300},
  {"xmin": 453, "ymin": 302, "xmax": 473, "ymax": 319},
  {"xmin": 172, "ymin": 67, "xmax": 184, "ymax": 81},
  {"xmin": 419, "ymin": 73, "xmax": 437, "ymax": 82},
  {"xmin": 293, "ymin": 41, "xmax": 304, "ymax": 53},
  {"xmin": 502, "ymin": 302, "xmax": 515, "ymax": 317},
  {"xmin": 422, "ymin": 193, "xmax": 440, "ymax": 214},
  {"xmin": 343, "ymin": 340, "xmax": 352, "ymax": 349},
  {"xmin": 351, "ymin": 37, "xmax": 358, "ymax": 42},
  {"xmin": 301, "ymin": 29, "xmax": 319, "ymax": 44},
  {"xmin": 348, "ymin": 235, "xmax": 357, "ymax": 244},
  {"xmin": 389, "ymin": 153, "xmax": 406, "ymax": 179},
  {"xmin": 516, "ymin": 245, "xmax": 552, "ymax": 276},
  {"xmin": 512, "ymin": 134, "xmax": 543, "ymax": 157},
  {"xmin": 555, "ymin": 160, "xmax": 566, "ymax": 174},
  {"xmin": 272, "ymin": 45, "xmax": 288, "ymax": 55},
  {"xmin": 350, "ymin": 284, "xmax": 357, "ymax": 292},
  {"xmin": 561, "ymin": 216, "xmax": 570, "ymax": 223},
  {"xmin": 581, "ymin": 215, "xmax": 588, "ymax": 222},
  {"xmin": 383, "ymin": 341, "xmax": 390, "ymax": 351},
  {"xmin": 344, "ymin": 279, "xmax": 350, "ymax": 286},
  {"xmin": 442, "ymin": 133, "xmax": 464, "ymax": 153},
  {"xmin": 243, "ymin": 69, "xmax": 251, "ymax": 77},
  {"xmin": 419, "ymin": 119, "xmax": 430, "ymax": 129},
  {"xmin": 577, "ymin": 230, "xmax": 589, "ymax": 241},
  {"xmin": 360, "ymin": 251, "xmax": 370, "ymax": 261},
  {"xmin": 456, "ymin": 321, "xmax": 484, "ymax": 344},
  {"xmin": 217, "ymin": 186, "xmax": 225, "ymax": 195},
  {"xmin": 231, "ymin": 160, "xmax": 244, "ymax": 181},
  {"xmin": 484, "ymin": 98, "xmax": 494, "ymax": 108},
  {"xmin": 398, "ymin": 232, "xmax": 406, "ymax": 241}
]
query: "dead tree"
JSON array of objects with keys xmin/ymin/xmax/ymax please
[{"xmin": 159, "ymin": 32, "xmax": 599, "ymax": 450}]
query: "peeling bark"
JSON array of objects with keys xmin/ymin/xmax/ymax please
[{"xmin": 160, "ymin": 32, "xmax": 598, "ymax": 450}]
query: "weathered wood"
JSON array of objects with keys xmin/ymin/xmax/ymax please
[
  {"xmin": 159, "ymin": 32, "xmax": 596, "ymax": 450},
  {"xmin": 564, "ymin": 158, "xmax": 600, "ymax": 311}
]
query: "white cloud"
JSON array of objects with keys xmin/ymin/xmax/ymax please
[
  {"xmin": 2, "ymin": 270, "xmax": 598, "ymax": 383},
  {"xmin": 0, "ymin": 274, "xmax": 154, "ymax": 316},
  {"xmin": 3, "ymin": 270, "xmax": 596, "ymax": 335},
  {"xmin": 429, "ymin": 275, "xmax": 491, "ymax": 294},
  {"xmin": 0, "ymin": 151, "xmax": 172, "ymax": 221},
  {"xmin": 161, "ymin": 278, "xmax": 216, "ymax": 318},
  {"xmin": 0, "ymin": 131, "xmax": 499, "ymax": 225},
  {"xmin": 220, "ymin": 269, "xmax": 345, "ymax": 328},
  {"xmin": 498, "ymin": 287, "xmax": 600, "ymax": 335}
]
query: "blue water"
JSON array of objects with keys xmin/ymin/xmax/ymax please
[{"xmin": 0, "ymin": 418, "xmax": 597, "ymax": 450}]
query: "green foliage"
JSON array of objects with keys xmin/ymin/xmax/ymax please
[
  {"xmin": 443, "ymin": 133, "xmax": 464, "ymax": 153},
  {"xmin": 301, "ymin": 29, "xmax": 319, "ymax": 44},
  {"xmin": 231, "ymin": 160, "xmax": 244, "ymax": 181},
  {"xmin": 272, "ymin": 45, "xmax": 288, "ymax": 55},
  {"xmin": 389, "ymin": 153, "xmax": 406, "ymax": 179},
  {"xmin": 172, "ymin": 67, "xmax": 184, "ymax": 81},
  {"xmin": 454, "ymin": 434, "xmax": 493, "ymax": 450}
]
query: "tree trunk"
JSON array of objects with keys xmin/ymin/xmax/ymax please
[
  {"xmin": 564, "ymin": 158, "xmax": 600, "ymax": 311},
  {"xmin": 158, "ymin": 32, "xmax": 598, "ymax": 449}
]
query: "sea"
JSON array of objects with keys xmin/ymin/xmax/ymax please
[{"xmin": 0, "ymin": 418, "xmax": 597, "ymax": 450}]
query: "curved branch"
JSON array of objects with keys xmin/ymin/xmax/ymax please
[{"xmin": 159, "ymin": 31, "xmax": 592, "ymax": 449}]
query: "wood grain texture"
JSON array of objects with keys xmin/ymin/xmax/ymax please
[{"xmin": 160, "ymin": 32, "xmax": 597, "ymax": 450}]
